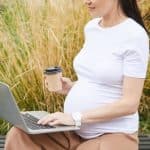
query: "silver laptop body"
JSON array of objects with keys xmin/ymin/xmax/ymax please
[{"xmin": 0, "ymin": 82, "xmax": 79, "ymax": 134}]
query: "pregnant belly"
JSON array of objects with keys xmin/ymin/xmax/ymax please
[{"xmin": 64, "ymin": 80, "xmax": 122, "ymax": 113}]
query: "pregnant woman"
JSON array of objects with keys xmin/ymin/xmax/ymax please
[{"xmin": 5, "ymin": 0, "xmax": 149, "ymax": 150}]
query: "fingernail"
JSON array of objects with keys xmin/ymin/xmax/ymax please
[
  {"xmin": 37, "ymin": 121, "xmax": 40, "ymax": 124},
  {"xmin": 49, "ymin": 123, "xmax": 53, "ymax": 126}
]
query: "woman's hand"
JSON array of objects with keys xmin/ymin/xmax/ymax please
[
  {"xmin": 37, "ymin": 112, "xmax": 75, "ymax": 126},
  {"xmin": 55, "ymin": 77, "xmax": 75, "ymax": 95},
  {"xmin": 44, "ymin": 76, "xmax": 74, "ymax": 95}
]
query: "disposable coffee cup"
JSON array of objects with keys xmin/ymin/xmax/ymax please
[{"xmin": 44, "ymin": 66, "xmax": 62, "ymax": 92}]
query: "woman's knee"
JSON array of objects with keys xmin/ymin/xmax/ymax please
[
  {"xmin": 5, "ymin": 127, "xmax": 25, "ymax": 144},
  {"xmin": 7, "ymin": 127, "xmax": 24, "ymax": 138},
  {"xmin": 5, "ymin": 127, "xmax": 41, "ymax": 150}
]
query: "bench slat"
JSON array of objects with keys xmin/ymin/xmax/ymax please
[{"xmin": 0, "ymin": 135, "xmax": 150, "ymax": 149}]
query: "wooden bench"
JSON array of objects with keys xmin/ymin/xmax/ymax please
[
  {"xmin": 0, "ymin": 136, "xmax": 5, "ymax": 150},
  {"xmin": 0, "ymin": 135, "xmax": 150, "ymax": 150}
]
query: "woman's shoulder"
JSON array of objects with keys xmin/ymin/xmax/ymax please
[{"xmin": 126, "ymin": 18, "xmax": 149, "ymax": 41}]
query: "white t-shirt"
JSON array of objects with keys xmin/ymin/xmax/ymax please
[{"xmin": 64, "ymin": 17, "xmax": 149, "ymax": 139}]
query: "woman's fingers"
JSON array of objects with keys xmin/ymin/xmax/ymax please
[
  {"xmin": 60, "ymin": 77, "xmax": 70, "ymax": 83},
  {"xmin": 37, "ymin": 114, "xmax": 56, "ymax": 125},
  {"xmin": 49, "ymin": 120, "xmax": 61, "ymax": 126},
  {"xmin": 37, "ymin": 112, "xmax": 74, "ymax": 126}
]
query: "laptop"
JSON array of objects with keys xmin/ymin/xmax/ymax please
[{"xmin": 0, "ymin": 82, "xmax": 80, "ymax": 134}]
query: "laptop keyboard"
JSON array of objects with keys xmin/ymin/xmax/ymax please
[{"xmin": 22, "ymin": 113, "xmax": 55, "ymax": 130}]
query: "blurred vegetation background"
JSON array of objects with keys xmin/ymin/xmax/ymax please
[{"xmin": 0, "ymin": 0, "xmax": 149, "ymax": 135}]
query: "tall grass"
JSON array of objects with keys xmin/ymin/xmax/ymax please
[
  {"xmin": 0, "ymin": 0, "xmax": 149, "ymax": 134},
  {"xmin": 138, "ymin": 0, "xmax": 150, "ymax": 134},
  {"xmin": 0, "ymin": 0, "xmax": 89, "ymax": 134}
]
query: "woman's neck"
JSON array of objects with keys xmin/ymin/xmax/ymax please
[{"xmin": 100, "ymin": 7, "xmax": 127, "ymax": 28}]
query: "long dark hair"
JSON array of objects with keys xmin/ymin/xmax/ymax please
[{"xmin": 119, "ymin": 0, "xmax": 148, "ymax": 32}]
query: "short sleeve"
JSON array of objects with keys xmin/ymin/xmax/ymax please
[{"xmin": 123, "ymin": 33, "xmax": 149, "ymax": 78}]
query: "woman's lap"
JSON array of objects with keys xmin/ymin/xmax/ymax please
[
  {"xmin": 76, "ymin": 132, "xmax": 138, "ymax": 150},
  {"xmin": 4, "ymin": 127, "xmax": 83, "ymax": 150},
  {"xmin": 4, "ymin": 127, "xmax": 138, "ymax": 150}
]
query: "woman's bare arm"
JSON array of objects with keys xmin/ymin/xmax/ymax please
[{"xmin": 81, "ymin": 76, "xmax": 145, "ymax": 123}]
